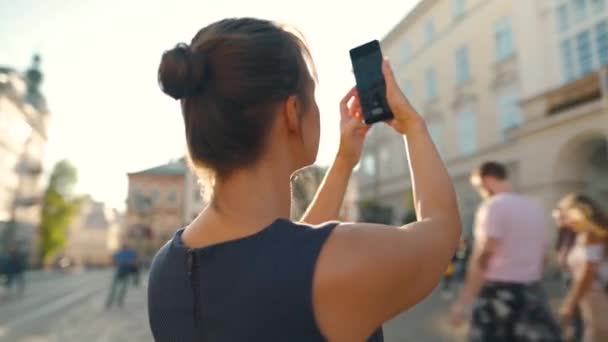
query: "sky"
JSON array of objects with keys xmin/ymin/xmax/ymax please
[{"xmin": 0, "ymin": 0, "xmax": 416, "ymax": 210}]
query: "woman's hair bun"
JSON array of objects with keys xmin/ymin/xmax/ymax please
[{"xmin": 158, "ymin": 43, "xmax": 206, "ymax": 100}]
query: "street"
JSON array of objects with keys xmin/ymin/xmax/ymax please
[
  {"xmin": 0, "ymin": 270, "xmax": 152, "ymax": 342},
  {"xmin": 0, "ymin": 270, "xmax": 565, "ymax": 342}
]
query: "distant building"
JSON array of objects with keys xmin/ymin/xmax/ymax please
[
  {"xmin": 290, "ymin": 166, "xmax": 327, "ymax": 220},
  {"xmin": 290, "ymin": 165, "xmax": 360, "ymax": 222},
  {"xmin": 360, "ymin": 0, "xmax": 607, "ymax": 238},
  {"xmin": 184, "ymin": 161, "xmax": 206, "ymax": 223},
  {"xmin": 125, "ymin": 158, "xmax": 205, "ymax": 256},
  {"xmin": 0, "ymin": 55, "xmax": 50, "ymax": 255},
  {"xmin": 64, "ymin": 196, "xmax": 123, "ymax": 266}
]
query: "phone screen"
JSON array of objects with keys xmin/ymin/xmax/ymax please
[
  {"xmin": 350, "ymin": 40, "xmax": 393, "ymax": 125},
  {"xmin": 352, "ymin": 49, "xmax": 384, "ymax": 91}
]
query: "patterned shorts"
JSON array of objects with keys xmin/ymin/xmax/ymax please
[{"xmin": 470, "ymin": 282, "xmax": 562, "ymax": 342}]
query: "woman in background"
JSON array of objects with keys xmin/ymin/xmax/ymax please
[{"xmin": 557, "ymin": 194, "xmax": 608, "ymax": 342}]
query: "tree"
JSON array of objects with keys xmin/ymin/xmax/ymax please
[{"xmin": 39, "ymin": 160, "xmax": 81, "ymax": 265}]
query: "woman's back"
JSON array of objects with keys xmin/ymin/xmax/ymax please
[
  {"xmin": 150, "ymin": 16, "xmax": 460, "ymax": 342},
  {"xmin": 148, "ymin": 219, "xmax": 383, "ymax": 342}
]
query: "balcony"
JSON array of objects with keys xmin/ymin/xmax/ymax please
[
  {"xmin": 14, "ymin": 195, "xmax": 41, "ymax": 207},
  {"xmin": 519, "ymin": 68, "xmax": 607, "ymax": 131},
  {"xmin": 545, "ymin": 72, "xmax": 602, "ymax": 116},
  {"xmin": 16, "ymin": 159, "xmax": 44, "ymax": 176}
]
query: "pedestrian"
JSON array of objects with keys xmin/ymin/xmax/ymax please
[
  {"xmin": 556, "ymin": 194, "xmax": 608, "ymax": 342},
  {"xmin": 450, "ymin": 161, "xmax": 561, "ymax": 341},
  {"xmin": 147, "ymin": 17, "xmax": 461, "ymax": 342},
  {"xmin": 552, "ymin": 205, "xmax": 584, "ymax": 341},
  {"xmin": 4, "ymin": 243, "xmax": 26, "ymax": 299},
  {"xmin": 106, "ymin": 243, "xmax": 137, "ymax": 308},
  {"xmin": 441, "ymin": 254, "xmax": 457, "ymax": 299}
]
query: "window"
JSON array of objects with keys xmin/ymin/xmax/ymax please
[
  {"xmin": 379, "ymin": 146, "xmax": 390, "ymax": 175},
  {"xmin": 401, "ymin": 40, "xmax": 410, "ymax": 63},
  {"xmin": 562, "ymin": 39, "xmax": 577, "ymax": 81},
  {"xmin": 427, "ymin": 121, "xmax": 444, "ymax": 155},
  {"xmin": 456, "ymin": 110, "xmax": 477, "ymax": 155},
  {"xmin": 129, "ymin": 185, "xmax": 140, "ymax": 198},
  {"xmin": 151, "ymin": 190, "xmax": 159, "ymax": 203},
  {"xmin": 591, "ymin": 0, "xmax": 606, "ymax": 13},
  {"xmin": 193, "ymin": 189, "xmax": 201, "ymax": 201},
  {"xmin": 558, "ymin": 4, "xmax": 570, "ymax": 32},
  {"xmin": 455, "ymin": 45, "xmax": 470, "ymax": 84},
  {"xmin": 596, "ymin": 20, "xmax": 608, "ymax": 66},
  {"xmin": 362, "ymin": 155, "xmax": 376, "ymax": 175},
  {"xmin": 572, "ymin": 0, "xmax": 589, "ymax": 24},
  {"xmin": 379, "ymin": 146, "xmax": 390, "ymax": 163},
  {"xmin": 496, "ymin": 17, "xmax": 514, "ymax": 61},
  {"xmin": 168, "ymin": 191, "xmax": 176, "ymax": 203},
  {"xmin": 425, "ymin": 20, "xmax": 435, "ymax": 45},
  {"xmin": 577, "ymin": 30, "xmax": 594, "ymax": 75},
  {"xmin": 425, "ymin": 67, "xmax": 438, "ymax": 101},
  {"xmin": 497, "ymin": 90, "xmax": 522, "ymax": 134},
  {"xmin": 453, "ymin": 0, "xmax": 466, "ymax": 19}
]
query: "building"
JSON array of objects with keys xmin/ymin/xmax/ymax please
[
  {"xmin": 512, "ymin": 0, "xmax": 608, "ymax": 209},
  {"xmin": 126, "ymin": 159, "xmax": 187, "ymax": 254},
  {"xmin": 359, "ymin": 0, "xmax": 607, "ymax": 238},
  {"xmin": 63, "ymin": 196, "xmax": 123, "ymax": 266},
  {"xmin": 184, "ymin": 161, "xmax": 206, "ymax": 223},
  {"xmin": 0, "ymin": 55, "xmax": 50, "ymax": 255},
  {"xmin": 291, "ymin": 165, "xmax": 360, "ymax": 222},
  {"xmin": 125, "ymin": 158, "xmax": 205, "ymax": 256}
]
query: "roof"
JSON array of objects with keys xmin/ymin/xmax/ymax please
[{"xmin": 129, "ymin": 158, "xmax": 186, "ymax": 176}]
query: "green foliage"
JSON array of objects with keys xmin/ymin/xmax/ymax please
[{"xmin": 39, "ymin": 160, "xmax": 81, "ymax": 265}]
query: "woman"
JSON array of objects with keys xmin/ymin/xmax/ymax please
[
  {"xmin": 148, "ymin": 18, "xmax": 461, "ymax": 342},
  {"xmin": 557, "ymin": 194, "xmax": 608, "ymax": 342}
]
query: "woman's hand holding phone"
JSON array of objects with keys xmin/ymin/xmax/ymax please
[
  {"xmin": 381, "ymin": 59, "xmax": 425, "ymax": 135},
  {"xmin": 336, "ymin": 87, "xmax": 370, "ymax": 168}
]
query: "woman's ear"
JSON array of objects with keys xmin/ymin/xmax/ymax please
[{"xmin": 282, "ymin": 95, "xmax": 300, "ymax": 133}]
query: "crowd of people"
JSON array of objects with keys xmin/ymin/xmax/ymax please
[{"xmin": 437, "ymin": 161, "xmax": 608, "ymax": 342}]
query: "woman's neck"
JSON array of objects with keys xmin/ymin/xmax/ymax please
[
  {"xmin": 212, "ymin": 161, "xmax": 293, "ymax": 224},
  {"xmin": 182, "ymin": 151, "xmax": 297, "ymax": 249}
]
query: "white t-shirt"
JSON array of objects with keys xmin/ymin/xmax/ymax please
[
  {"xmin": 473, "ymin": 193, "xmax": 550, "ymax": 283},
  {"xmin": 567, "ymin": 239, "xmax": 608, "ymax": 290}
]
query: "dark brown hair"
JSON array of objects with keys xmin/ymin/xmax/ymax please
[
  {"xmin": 158, "ymin": 18, "xmax": 315, "ymax": 182},
  {"xmin": 559, "ymin": 193, "xmax": 608, "ymax": 232},
  {"xmin": 473, "ymin": 161, "xmax": 508, "ymax": 180}
]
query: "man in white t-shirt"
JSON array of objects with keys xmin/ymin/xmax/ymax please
[{"xmin": 450, "ymin": 161, "xmax": 561, "ymax": 342}]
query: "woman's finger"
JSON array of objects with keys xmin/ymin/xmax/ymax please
[{"xmin": 340, "ymin": 86, "xmax": 357, "ymax": 115}]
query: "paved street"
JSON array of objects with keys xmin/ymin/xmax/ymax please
[
  {"xmin": 0, "ymin": 270, "xmax": 566, "ymax": 342},
  {"xmin": 0, "ymin": 269, "xmax": 152, "ymax": 342}
]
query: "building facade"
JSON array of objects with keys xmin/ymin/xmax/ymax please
[
  {"xmin": 64, "ymin": 196, "xmax": 123, "ymax": 266},
  {"xmin": 126, "ymin": 159, "xmax": 187, "ymax": 255},
  {"xmin": 291, "ymin": 166, "xmax": 360, "ymax": 222},
  {"xmin": 184, "ymin": 162, "xmax": 206, "ymax": 224},
  {"xmin": 0, "ymin": 55, "xmax": 50, "ymax": 255},
  {"xmin": 125, "ymin": 158, "xmax": 205, "ymax": 257},
  {"xmin": 359, "ymin": 0, "xmax": 608, "ymax": 238}
]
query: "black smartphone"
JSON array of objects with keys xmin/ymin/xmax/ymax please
[{"xmin": 349, "ymin": 40, "xmax": 393, "ymax": 125}]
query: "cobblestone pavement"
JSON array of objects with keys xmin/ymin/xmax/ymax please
[{"xmin": 0, "ymin": 270, "xmax": 566, "ymax": 342}]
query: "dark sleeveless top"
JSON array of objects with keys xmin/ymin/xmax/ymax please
[{"xmin": 147, "ymin": 218, "xmax": 384, "ymax": 341}]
